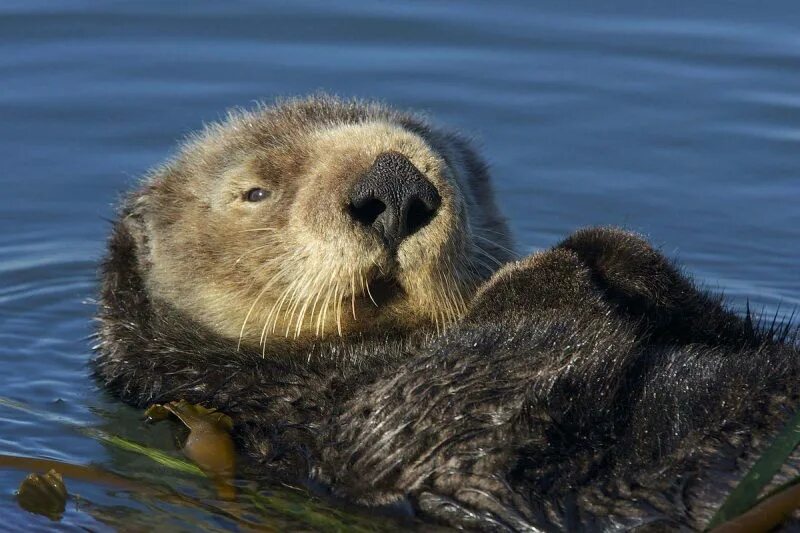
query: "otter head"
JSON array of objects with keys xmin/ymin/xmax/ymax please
[{"xmin": 123, "ymin": 96, "xmax": 514, "ymax": 349}]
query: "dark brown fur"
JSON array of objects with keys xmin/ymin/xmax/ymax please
[{"xmin": 94, "ymin": 97, "xmax": 799, "ymax": 531}]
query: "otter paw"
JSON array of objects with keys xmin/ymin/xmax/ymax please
[
  {"xmin": 146, "ymin": 400, "xmax": 236, "ymax": 500},
  {"xmin": 558, "ymin": 227, "xmax": 753, "ymax": 346},
  {"xmin": 467, "ymin": 248, "xmax": 605, "ymax": 322},
  {"xmin": 557, "ymin": 226, "xmax": 681, "ymax": 308},
  {"xmin": 148, "ymin": 400, "xmax": 234, "ymax": 434}
]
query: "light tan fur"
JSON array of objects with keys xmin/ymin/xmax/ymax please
[{"xmin": 127, "ymin": 96, "xmax": 514, "ymax": 350}]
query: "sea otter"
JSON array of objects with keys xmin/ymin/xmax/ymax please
[{"xmin": 94, "ymin": 95, "xmax": 800, "ymax": 531}]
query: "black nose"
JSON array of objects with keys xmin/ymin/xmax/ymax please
[{"xmin": 348, "ymin": 151, "xmax": 441, "ymax": 251}]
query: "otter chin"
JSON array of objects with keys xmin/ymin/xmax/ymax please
[
  {"xmin": 121, "ymin": 96, "xmax": 513, "ymax": 348},
  {"xmin": 96, "ymin": 95, "xmax": 799, "ymax": 531}
]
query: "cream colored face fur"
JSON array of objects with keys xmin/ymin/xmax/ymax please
[{"xmin": 129, "ymin": 100, "xmax": 513, "ymax": 349}]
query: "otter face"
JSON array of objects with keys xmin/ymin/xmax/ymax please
[{"xmin": 126, "ymin": 97, "xmax": 514, "ymax": 348}]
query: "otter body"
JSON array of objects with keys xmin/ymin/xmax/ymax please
[{"xmin": 95, "ymin": 96, "xmax": 799, "ymax": 531}]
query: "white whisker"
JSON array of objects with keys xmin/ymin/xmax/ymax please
[
  {"xmin": 238, "ymin": 227, "xmax": 280, "ymax": 233},
  {"xmin": 473, "ymin": 233, "xmax": 517, "ymax": 259},
  {"xmin": 474, "ymin": 245, "xmax": 505, "ymax": 267},
  {"xmin": 364, "ymin": 275, "xmax": 378, "ymax": 307},
  {"xmin": 234, "ymin": 243, "xmax": 275, "ymax": 264},
  {"xmin": 236, "ymin": 255, "xmax": 290, "ymax": 350},
  {"xmin": 335, "ymin": 281, "xmax": 344, "ymax": 336},
  {"xmin": 350, "ymin": 271, "xmax": 357, "ymax": 321},
  {"xmin": 294, "ymin": 268, "xmax": 325, "ymax": 338}
]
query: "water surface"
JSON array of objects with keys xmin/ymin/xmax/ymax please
[{"xmin": 1, "ymin": 1, "xmax": 798, "ymax": 528}]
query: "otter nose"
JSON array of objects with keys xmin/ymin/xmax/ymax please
[{"xmin": 348, "ymin": 151, "xmax": 441, "ymax": 251}]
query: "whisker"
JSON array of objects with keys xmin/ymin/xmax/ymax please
[
  {"xmin": 335, "ymin": 282, "xmax": 343, "ymax": 336},
  {"xmin": 370, "ymin": 257, "xmax": 386, "ymax": 277},
  {"xmin": 318, "ymin": 274, "xmax": 337, "ymax": 338},
  {"xmin": 234, "ymin": 243, "xmax": 274, "ymax": 264},
  {"xmin": 294, "ymin": 268, "xmax": 325, "ymax": 338},
  {"xmin": 237, "ymin": 227, "xmax": 280, "ymax": 233},
  {"xmin": 474, "ymin": 245, "xmax": 505, "ymax": 267},
  {"xmin": 364, "ymin": 277, "xmax": 378, "ymax": 307},
  {"xmin": 310, "ymin": 277, "xmax": 328, "ymax": 337},
  {"xmin": 438, "ymin": 269, "xmax": 457, "ymax": 325},
  {"xmin": 238, "ymin": 275, "xmax": 278, "ymax": 350},
  {"xmin": 474, "ymin": 227, "xmax": 514, "ymax": 240},
  {"xmin": 237, "ymin": 257, "xmax": 290, "ymax": 350},
  {"xmin": 350, "ymin": 271, "xmax": 357, "ymax": 321},
  {"xmin": 281, "ymin": 272, "xmax": 312, "ymax": 337},
  {"xmin": 284, "ymin": 271, "xmax": 311, "ymax": 337},
  {"xmin": 262, "ymin": 278, "xmax": 296, "ymax": 347},
  {"xmin": 463, "ymin": 253, "xmax": 489, "ymax": 279},
  {"xmin": 473, "ymin": 233, "xmax": 518, "ymax": 259},
  {"xmin": 444, "ymin": 255, "xmax": 464, "ymax": 320}
]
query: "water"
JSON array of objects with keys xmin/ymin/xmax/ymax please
[{"xmin": 1, "ymin": 0, "xmax": 798, "ymax": 528}]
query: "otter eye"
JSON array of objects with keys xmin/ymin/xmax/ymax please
[{"xmin": 245, "ymin": 188, "xmax": 270, "ymax": 202}]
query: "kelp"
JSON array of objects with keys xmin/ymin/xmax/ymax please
[
  {"xmin": 0, "ymin": 396, "xmax": 403, "ymax": 531},
  {"xmin": 16, "ymin": 469, "xmax": 67, "ymax": 520},
  {"xmin": 709, "ymin": 406, "xmax": 800, "ymax": 531}
]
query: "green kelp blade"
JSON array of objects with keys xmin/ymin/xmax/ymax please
[{"xmin": 708, "ymin": 407, "xmax": 800, "ymax": 529}]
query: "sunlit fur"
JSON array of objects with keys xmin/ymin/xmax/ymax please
[{"xmin": 122, "ymin": 96, "xmax": 513, "ymax": 350}]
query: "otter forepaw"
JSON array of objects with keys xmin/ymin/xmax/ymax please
[
  {"xmin": 467, "ymin": 248, "xmax": 606, "ymax": 322},
  {"xmin": 557, "ymin": 227, "xmax": 681, "ymax": 309},
  {"xmin": 145, "ymin": 400, "xmax": 236, "ymax": 500},
  {"xmin": 558, "ymin": 226, "xmax": 753, "ymax": 346}
]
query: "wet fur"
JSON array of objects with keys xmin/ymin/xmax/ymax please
[{"xmin": 94, "ymin": 99, "xmax": 800, "ymax": 531}]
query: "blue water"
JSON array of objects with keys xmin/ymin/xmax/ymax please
[{"xmin": 1, "ymin": 1, "xmax": 798, "ymax": 528}]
